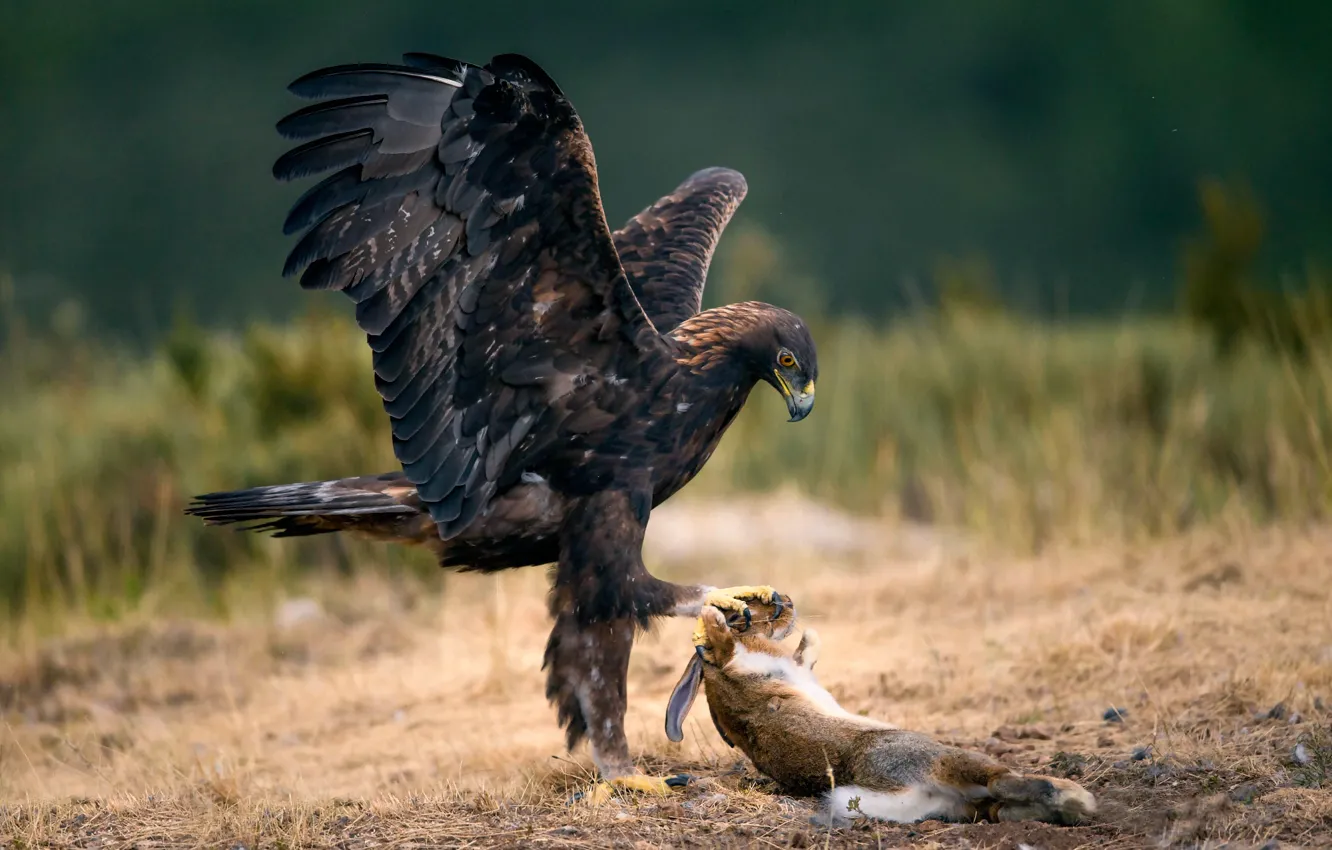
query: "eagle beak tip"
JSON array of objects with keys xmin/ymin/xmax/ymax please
[{"xmin": 785, "ymin": 394, "xmax": 814, "ymax": 422}]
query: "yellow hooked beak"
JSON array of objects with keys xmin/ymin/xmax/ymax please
[{"xmin": 774, "ymin": 371, "xmax": 815, "ymax": 422}]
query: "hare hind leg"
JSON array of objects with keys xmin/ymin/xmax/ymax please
[
  {"xmin": 825, "ymin": 784, "xmax": 970, "ymax": 824},
  {"xmin": 986, "ymin": 774, "xmax": 1097, "ymax": 825}
]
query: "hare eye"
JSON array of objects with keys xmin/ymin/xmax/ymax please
[{"xmin": 778, "ymin": 352, "xmax": 797, "ymax": 369}]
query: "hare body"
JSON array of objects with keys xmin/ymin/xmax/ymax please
[{"xmin": 668, "ymin": 604, "xmax": 1096, "ymax": 825}]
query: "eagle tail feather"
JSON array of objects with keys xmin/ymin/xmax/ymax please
[{"xmin": 184, "ymin": 475, "xmax": 425, "ymax": 541}]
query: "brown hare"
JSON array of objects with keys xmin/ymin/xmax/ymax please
[{"xmin": 666, "ymin": 598, "xmax": 1096, "ymax": 826}]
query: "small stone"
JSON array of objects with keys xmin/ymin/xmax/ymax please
[
  {"xmin": 1288, "ymin": 712, "xmax": 1303, "ymax": 725},
  {"xmin": 1265, "ymin": 702, "xmax": 1288, "ymax": 721},
  {"xmin": 1229, "ymin": 784, "xmax": 1259, "ymax": 803},
  {"xmin": 1315, "ymin": 696, "xmax": 1326, "ymax": 712},
  {"xmin": 1293, "ymin": 743, "xmax": 1312, "ymax": 765},
  {"xmin": 1103, "ymin": 707, "xmax": 1129, "ymax": 723},
  {"xmin": 1132, "ymin": 745, "xmax": 1152, "ymax": 761}
]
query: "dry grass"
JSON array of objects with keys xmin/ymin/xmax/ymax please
[{"xmin": 3, "ymin": 498, "xmax": 1330, "ymax": 848}]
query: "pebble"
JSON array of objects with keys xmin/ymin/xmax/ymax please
[{"xmin": 1103, "ymin": 706, "xmax": 1129, "ymax": 723}]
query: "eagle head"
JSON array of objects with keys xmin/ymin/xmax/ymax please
[
  {"xmin": 749, "ymin": 308, "xmax": 818, "ymax": 422},
  {"xmin": 672, "ymin": 302, "xmax": 819, "ymax": 421}
]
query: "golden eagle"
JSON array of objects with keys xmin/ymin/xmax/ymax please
[{"xmin": 187, "ymin": 51, "xmax": 818, "ymax": 796}]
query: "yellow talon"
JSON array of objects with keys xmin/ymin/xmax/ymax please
[
  {"xmin": 611, "ymin": 774, "xmax": 675, "ymax": 795},
  {"xmin": 692, "ymin": 616, "xmax": 709, "ymax": 648},
  {"xmin": 576, "ymin": 773, "xmax": 690, "ymax": 806},
  {"xmin": 694, "ymin": 585, "xmax": 777, "ymax": 647},
  {"xmin": 704, "ymin": 585, "xmax": 776, "ymax": 612}
]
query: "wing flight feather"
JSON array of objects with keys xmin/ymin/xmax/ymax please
[
  {"xmin": 275, "ymin": 52, "xmax": 668, "ymax": 538},
  {"xmin": 613, "ymin": 167, "xmax": 748, "ymax": 331}
]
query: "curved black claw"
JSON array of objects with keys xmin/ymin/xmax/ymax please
[
  {"xmin": 665, "ymin": 773, "xmax": 694, "ymax": 788},
  {"xmin": 723, "ymin": 606, "xmax": 752, "ymax": 633},
  {"xmin": 771, "ymin": 591, "xmax": 785, "ymax": 622},
  {"xmin": 695, "ymin": 644, "xmax": 708, "ymax": 663}
]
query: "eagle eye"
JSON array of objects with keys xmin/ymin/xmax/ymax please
[{"xmin": 778, "ymin": 352, "xmax": 797, "ymax": 369}]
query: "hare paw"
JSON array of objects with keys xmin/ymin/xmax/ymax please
[{"xmin": 990, "ymin": 775, "xmax": 1097, "ymax": 825}]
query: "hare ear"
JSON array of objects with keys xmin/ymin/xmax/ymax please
[{"xmin": 665, "ymin": 653, "xmax": 704, "ymax": 743}]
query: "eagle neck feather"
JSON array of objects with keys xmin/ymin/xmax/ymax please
[{"xmin": 668, "ymin": 301, "xmax": 774, "ymax": 380}]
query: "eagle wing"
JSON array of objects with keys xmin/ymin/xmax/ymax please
[
  {"xmin": 274, "ymin": 52, "xmax": 669, "ymax": 539},
  {"xmin": 612, "ymin": 167, "xmax": 748, "ymax": 331}
]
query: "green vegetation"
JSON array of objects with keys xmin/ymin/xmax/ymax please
[{"xmin": 5, "ymin": 294, "xmax": 1330, "ymax": 629}]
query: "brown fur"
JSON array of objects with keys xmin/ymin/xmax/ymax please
[{"xmin": 668, "ymin": 601, "xmax": 1097, "ymax": 825}]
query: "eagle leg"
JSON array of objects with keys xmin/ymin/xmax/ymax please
[
  {"xmin": 545, "ymin": 486, "xmax": 700, "ymax": 787},
  {"xmin": 546, "ymin": 487, "xmax": 784, "ymax": 789},
  {"xmin": 544, "ymin": 601, "xmax": 696, "ymax": 797},
  {"xmin": 543, "ymin": 612, "xmax": 637, "ymax": 775}
]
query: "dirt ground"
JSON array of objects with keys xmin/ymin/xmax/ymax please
[{"xmin": 2, "ymin": 498, "xmax": 1331, "ymax": 848}]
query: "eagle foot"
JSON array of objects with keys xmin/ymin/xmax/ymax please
[
  {"xmin": 572, "ymin": 773, "xmax": 693, "ymax": 806},
  {"xmin": 693, "ymin": 585, "xmax": 780, "ymax": 647}
]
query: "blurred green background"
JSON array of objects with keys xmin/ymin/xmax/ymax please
[
  {"xmin": 3, "ymin": 0, "xmax": 1330, "ymax": 336},
  {"xmin": 3, "ymin": 1, "xmax": 1331, "ymax": 628}
]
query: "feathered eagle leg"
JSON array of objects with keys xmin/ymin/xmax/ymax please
[{"xmin": 545, "ymin": 486, "xmax": 754, "ymax": 799}]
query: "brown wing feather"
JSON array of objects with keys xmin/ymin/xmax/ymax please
[
  {"xmin": 613, "ymin": 167, "xmax": 748, "ymax": 331},
  {"xmin": 275, "ymin": 52, "xmax": 668, "ymax": 539}
]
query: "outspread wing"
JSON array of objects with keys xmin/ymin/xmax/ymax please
[
  {"xmin": 612, "ymin": 167, "xmax": 748, "ymax": 331},
  {"xmin": 274, "ymin": 52, "xmax": 668, "ymax": 539}
]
